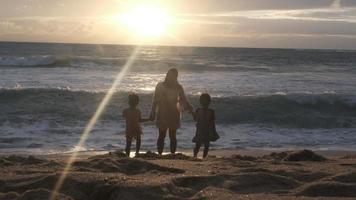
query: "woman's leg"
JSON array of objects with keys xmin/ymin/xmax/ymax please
[
  {"xmin": 157, "ymin": 128, "xmax": 167, "ymax": 155},
  {"xmin": 125, "ymin": 136, "xmax": 132, "ymax": 157},
  {"xmin": 135, "ymin": 135, "xmax": 141, "ymax": 155},
  {"xmin": 203, "ymin": 142, "xmax": 210, "ymax": 158},
  {"xmin": 193, "ymin": 142, "xmax": 201, "ymax": 158},
  {"xmin": 169, "ymin": 129, "xmax": 177, "ymax": 154}
]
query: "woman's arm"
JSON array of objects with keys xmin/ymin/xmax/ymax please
[
  {"xmin": 149, "ymin": 83, "xmax": 160, "ymax": 121},
  {"xmin": 211, "ymin": 109, "xmax": 216, "ymax": 121},
  {"xmin": 178, "ymin": 85, "xmax": 194, "ymax": 114}
]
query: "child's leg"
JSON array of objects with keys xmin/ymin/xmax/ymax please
[
  {"xmin": 125, "ymin": 136, "xmax": 132, "ymax": 157},
  {"xmin": 193, "ymin": 142, "xmax": 201, "ymax": 158},
  {"xmin": 135, "ymin": 134, "xmax": 141, "ymax": 155},
  {"xmin": 157, "ymin": 128, "xmax": 167, "ymax": 155},
  {"xmin": 203, "ymin": 142, "xmax": 210, "ymax": 158}
]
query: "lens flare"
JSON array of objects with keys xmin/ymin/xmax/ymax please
[{"xmin": 50, "ymin": 46, "xmax": 141, "ymax": 200}]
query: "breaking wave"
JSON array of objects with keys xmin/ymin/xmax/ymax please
[{"xmin": 0, "ymin": 88, "xmax": 355, "ymax": 129}]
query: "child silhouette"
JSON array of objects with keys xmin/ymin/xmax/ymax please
[
  {"xmin": 123, "ymin": 94, "xmax": 149, "ymax": 157},
  {"xmin": 193, "ymin": 93, "xmax": 219, "ymax": 158}
]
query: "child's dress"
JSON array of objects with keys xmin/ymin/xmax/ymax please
[
  {"xmin": 123, "ymin": 108, "xmax": 142, "ymax": 140},
  {"xmin": 193, "ymin": 108, "xmax": 219, "ymax": 143}
]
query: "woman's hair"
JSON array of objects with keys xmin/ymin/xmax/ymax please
[
  {"xmin": 164, "ymin": 68, "xmax": 179, "ymax": 88},
  {"xmin": 128, "ymin": 93, "xmax": 139, "ymax": 107},
  {"xmin": 199, "ymin": 93, "xmax": 211, "ymax": 107}
]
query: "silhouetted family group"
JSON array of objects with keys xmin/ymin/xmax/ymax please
[{"xmin": 122, "ymin": 68, "xmax": 219, "ymax": 158}]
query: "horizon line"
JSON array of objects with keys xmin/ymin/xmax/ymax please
[{"xmin": 1, "ymin": 40, "xmax": 356, "ymax": 52}]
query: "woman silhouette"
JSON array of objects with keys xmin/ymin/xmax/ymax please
[{"xmin": 150, "ymin": 68, "xmax": 193, "ymax": 155}]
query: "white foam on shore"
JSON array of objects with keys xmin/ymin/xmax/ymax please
[{"xmin": 1, "ymin": 121, "xmax": 356, "ymax": 155}]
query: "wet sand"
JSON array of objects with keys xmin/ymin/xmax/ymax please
[{"xmin": 1, "ymin": 149, "xmax": 356, "ymax": 200}]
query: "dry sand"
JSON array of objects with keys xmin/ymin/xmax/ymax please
[{"xmin": 1, "ymin": 149, "xmax": 356, "ymax": 200}]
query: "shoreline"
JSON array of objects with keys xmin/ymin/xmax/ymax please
[{"xmin": 1, "ymin": 148, "xmax": 356, "ymax": 160}]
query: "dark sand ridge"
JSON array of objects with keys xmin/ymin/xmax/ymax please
[{"xmin": 1, "ymin": 150, "xmax": 356, "ymax": 200}]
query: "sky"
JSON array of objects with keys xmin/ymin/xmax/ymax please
[{"xmin": 1, "ymin": 0, "xmax": 356, "ymax": 49}]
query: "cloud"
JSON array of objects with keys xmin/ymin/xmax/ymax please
[
  {"xmin": 175, "ymin": 7, "xmax": 356, "ymax": 48},
  {"xmin": 1, "ymin": 0, "xmax": 356, "ymax": 49},
  {"xmin": 331, "ymin": 0, "xmax": 342, "ymax": 8},
  {"xmin": 180, "ymin": 4, "xmax": 356, "ymax": 24},
  {"xmin": 0, "ymin": 17, "xmax": 108, "ymax": 43},
  {"xmin": 0, "ymin": 20, "xmax": 23, "ymax": 34},
  {"xmin": 200, "ymin": 32, "xmax": 356, "ymax": 49},
  {"xmin": 204, "ymin": 33, "xmax": 356, "ymax": 39}
]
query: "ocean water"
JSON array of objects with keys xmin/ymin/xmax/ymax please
[{"xmin": 1, "ymin": 42, "xmax": 356, "ymax": 154}]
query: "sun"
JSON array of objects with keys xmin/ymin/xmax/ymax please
[{"xmin": 119, "ymin": 5, "xmax": 171, "ymax": 38}]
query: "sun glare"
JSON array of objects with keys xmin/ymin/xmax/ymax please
[{"xmin": 119, "ymin": 5, "xmax": 170, "ymax": 38}]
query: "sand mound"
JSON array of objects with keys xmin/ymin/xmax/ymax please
[
  {"xmin": 173, "ymin": 175, "xmax": 225, "ymax": 191},
  {"xmin": 0, "ymin": 158, "xmax": 13, "ymax": 167},
  {"xmin": 103, "ymin": 185, "xmax": 178, "ymax": 200},
  {"xmin": 269, "ymin": 150, "xmax": 327, "ymax": 162},
  {"xmin": 41, "ymin": 160, "xmax": 63, "ymax": 168},
  {"xmin": 5, "ymin": 174, "xmax": 58, "ymax": 192},
  {"xmin": 0, "ymin": 192, "xmax": 19, "ymax": 200},
  {"xmin": 3, "ymin": 174, "xmax": 93, "ymax": 200},
  {"xmin": 89, "ymin": 151, "xmax": 127, "ymax": 160},
  {"xmin": 341, "ymin": 154, "xmax": 356, "ymax": 159},
  {"xmin": 173, "ymin": 172, "xmax": 299, "ymax": 195},
  {"xmin": 135, "ymin": 151, "xmax": 194, "ymax": 161},
  {"xmin": 227, "ymin": 172, "xmax": 299, "ymax": 193},
  {"xmin": 274, "ymin": 170, "xmax": 330, "ymax": 182},
  {"xmin": 135, "ymin": 151, "xmax": 160, "ymax": 159},
  {"xmin": 190, "ymin": 187, "xmax": 236, "ymax": 200},
  {"xmin": 22, "ymin": 156, "xmax": 47, "ymax": 165},
  {"xmin": 0, "ymin": 156, "xmax": 46, "ymax": 166},
  {"xmin": 19, "ymin": 188, "xmax": 73, "ymax": 200},
  {"xmin": 239, "ymin": 168, "xmax": 329, "ymax": 182},
  {"xmin": 1, "ymin": 150, "xmax": 356, "ymax": 200},
  {"xmin": 4, "ymin": 178, "xmax": 184, "ymax": 200},
  {"xmin": 73, "ymin": 156, "xmax": 185, "ymax": 175},
  {"xmin": 80, "ymin": 182, "xmax": 190, "ymax": 200},
  {"xmin": 238, "ymin": 168, "xmax": 269, "ymax": 173},
  {"xmin": 328, "ymin": 172, "xmax": 356, "ymax": 183},
  {"xmin": 161, "ymin": 153, "xmax": 193, "ymax": 160},
  {"xmin": 232, "ymin": 155, "xmax": 257, "ymax": 161},
  {"xmin": 297, "ymin": 181, "xmax": 356, "ymax": 197}
]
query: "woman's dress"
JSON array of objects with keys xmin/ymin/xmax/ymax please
[{"xmin": 151, "ymin": 82, "xmax": 191, "ymax": 130}]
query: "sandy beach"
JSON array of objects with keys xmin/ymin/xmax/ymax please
[
  {"xmin": 1, "ymin": 0, "xmax": 356, "ymax": 199},
  {"xmin": 1, "ymin": 149, "xmax": 356, "ymax": 200}
]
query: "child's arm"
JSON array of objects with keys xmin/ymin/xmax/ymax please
[
  {"xmin": 192, "ymin": 111, "xmax": 197, "ymax": 121},
  {"xmin": 192, "ymin": 109, "xmax": 198, "ymax": 122},
  {"xmin": 211, "ymin": 109, "xmax": 216, "ymax": 121}
]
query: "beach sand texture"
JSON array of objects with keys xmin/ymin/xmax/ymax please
[{"xmin": 1, "ymin": 150, "xmax": 356, "ymax": 200}]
